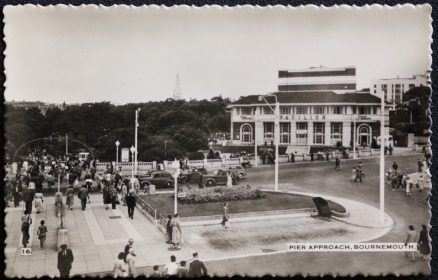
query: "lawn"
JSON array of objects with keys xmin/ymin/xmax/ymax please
[{"xmin": 138, "ymin": 192, "xmax": 346, "ymax": 218}]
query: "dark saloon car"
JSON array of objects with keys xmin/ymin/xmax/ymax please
[
  {"xmin": 178, "ymin": 167, "xmax": 208, "ymax": 184},
  {"xmin": 139, "ymin": 170, "xmax": 175, "ymax": 188}
]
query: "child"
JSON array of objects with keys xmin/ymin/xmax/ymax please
[
  {"xmin": 37, "ymin": 220, "xmax": 48, "ymax": 249},
  {"xmin": 150, "ymin": 265, "xmax": 161, "ymax": 277}
]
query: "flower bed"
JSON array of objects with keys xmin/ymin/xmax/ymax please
[{"xmin": 178, "ymin": 185, "xmax": 266, "ymax": 204}]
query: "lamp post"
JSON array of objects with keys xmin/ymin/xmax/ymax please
[
  {"xmin": 115, "ymin": 140, "xmax": 120, "ymax": 172},
  {"xmin": 379, "ymin": 93, "xmax": 385, "ymax": 223},
  {"xmin": 130, "ymin": 146, "xmax": 136, "ymax": 190},
  {"xmin": 258, "ymin": 94, "xmax": 279, "ymax": 192},
  {"xmin": 134, "ymin": 109, "xmax": 140, "ymax": 175},
  {"xmin": 164, "ymin": 140, "xmax": 167, "ymax": 161},
  {"xmin": 254, "ymin": 114, "xmax": 258, "ymax": 167},
  {"xmin": 173, "ymin": 168, "xmax": 181, "ymax": 215},
  {"xmin": 352, "ymin": 115, "xmax": 357, "ymax": 159}
]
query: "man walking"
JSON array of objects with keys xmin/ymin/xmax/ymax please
[
  {"xmin": 57, "ymin": 244, "xmax": 74, "ymax": 278},
  {"xmin": 354, "ymin": 162, "xmax": 364, "ymax": 183},
  {"xmin": 125, "ymin": 190, "xmax": 136, "ymax": 219},
  {"xmin": 78, "ymin": 185, "xmax": 89, "ymax": 211},
  {"xmin": 189, "ymin": 252, "xmax": 208, "ymax": 277},
  {"xmin": 37, "ymin": 220, "xmax": 48, "ymax": 249},
  {"xmin": 22, "ymin": 185, "xmax": 35, "ymax": 214}
]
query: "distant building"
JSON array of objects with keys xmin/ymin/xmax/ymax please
[
  {"xmin": 370, "ymin": 74, "xmax": 429, "ymax": 108},
  {"xmin": 5, "ymin": 100, "xmax": 63, "ymax": 115},
  {"xmin": 278, "ymin": 66, "xmax": 356, "ymax": 93},
  {"xmin": 228, "ymin": 91, "xmax": 382, "ymax": 149}
]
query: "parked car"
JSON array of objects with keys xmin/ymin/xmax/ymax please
[
  {"xmin": 205, "ymin": 169, "xmax": 237, "ymax": 186},
  {"xmin": 224, "ymin": 165, "xmax": 247, "ymax": 179},
  {"xmin": 138, "ymin": 170, "xmax": 174, "ymax": 188},
  {"xmin": 178, "ymin": 167, "xmax": 208, "ymax": 184}
]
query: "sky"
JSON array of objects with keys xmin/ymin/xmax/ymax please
[{"xmin": 4, "ymin": 4, "xmax": 432, "ymax": 104}]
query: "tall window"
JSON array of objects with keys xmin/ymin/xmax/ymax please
[
  {"xmin": 313, "ymin": 106, "xmax": 325, "ymax": 115},
  {"xmin": 357, "ymin": 106, "xmax": 371, "ymax": 115},
  {"xmin": 263, "ymin": 107, "xmax": 274, "ymax": 115},
  {"xmin": 313, "ymin": 122, "xmax": 325, "ymax": 144},
  {"xmin": 296, "ymin": 122, "xmax": 308, "ymax": 145},
  {"xmin": 241, "ymin": 107, "xmax": 253, "ymax": 115},
  {"xmin": 280, "ymin": 106, "xmax": 291, "ymax": 115},
  {"xmin": 241, "ymin": 124, "xmax": 252, "ymax": 143},
  {"xmin": 263, "ymin": 122, "xmax": 274, "ymax": 142},
  {"xmin": 295, "ymin": 106, "xmax": 308, "ymax": 114},
  {"xmin": 330, "ymin": 123, "xmax": 343, "ymax": 146},
  {"xmin": 280, "ymin": 123, "xmax": 290, "ymax": 143},
  {"xmin": 333, "ymin": 106, "xmax": 343, "ymax": 114}
]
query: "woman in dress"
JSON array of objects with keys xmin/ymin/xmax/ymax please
[
  {"xmin": 121, "ymin": 183, "xmax": 128, "ymax": 206},
  {"xmin": 171, "ymin": 214, "xmax": 182, "ymax": 250},
  {"xmin": 350, "ymin": 167, "xmax": 357, "ymax": 182},
  {"xmin": 166, "ymin": 215, "xmax": 173, "ymax": 244},
  {"xmin": 226, "ymin": 173, "xmax": 233, "ymax": 188},
  {"xmin": 65, "ymin": 186, "xmax": 75, "ymax": 210},
  {"xmin": 417, "ymin": 224, "xmax": 430, "ymax": 261},
  {"xmin": 34, "ymin": 192, "xmax": 44, "ymax": 214},
  {"xmin": 113, "ymin": 252, "xmax": 129, "ymax": 278}
]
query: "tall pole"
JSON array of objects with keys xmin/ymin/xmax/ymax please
[
  {"xmin": 174, "ymin": 168, "xmax": 180, "ymax": 215},
  {"xmin": 164, "ymin": 141, "xmax": 167, "ymax": 161},
  {"xmin": 353, "ymin": 116, "xmax": 357, "ymax": 159},
  {"xmin": 134, "ymin": 109, "xmax": 139, "ymax": 175},
  {"xmin": 274, "ymin": 101, "xmax": 279, "ymax": 192},
  {"xmin": 380, "ymin": 94, "xmax": 385, "ymax": 223},
  {"xmin": 254, "ymin": 118, "xmax": 258, "ymax": 168}
]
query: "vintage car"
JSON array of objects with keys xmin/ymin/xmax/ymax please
[
  {"xmin": 204, "ymin": 169, "xmax": 237, "ymax": 187},
  {"xmin": 224, "ymin": 165, "xmax": 247, "ymax": 180},
  {"xmin": 178, "ymin": 167, "xmax": 208, "ymax": 184},
  {"xmin": 138, "ymin": 170, "xmax": 175, "ymax": 188}
]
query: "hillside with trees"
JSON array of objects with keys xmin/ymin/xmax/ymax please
[{"xmin": 4, "ymin": 96, "xmax": 231, "ymax": 162}]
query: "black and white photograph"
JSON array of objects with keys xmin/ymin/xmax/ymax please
[{"xmin": 2, "ymin": 4, "xmax": 433, "ymax": 277}]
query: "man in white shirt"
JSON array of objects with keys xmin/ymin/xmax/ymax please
[{"xmin": 163, "ymin": 255, "xmax": 179, "ymax": 277}]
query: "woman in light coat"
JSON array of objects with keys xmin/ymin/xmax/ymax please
[
  {"xmin": 34, "ymin": 192, "xmax": 44, "ymax": 214},
  {"xmin": 226, "ymin": 173, "xmax": 233, "ymax": 188},
  {"xmin": 171, "ymin": 214, "xmax": 182, "ymax": 250}
]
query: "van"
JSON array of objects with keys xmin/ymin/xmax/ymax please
[{"xmin": 377, "ymin": 136, "xmax": 394, "ymax": 148}]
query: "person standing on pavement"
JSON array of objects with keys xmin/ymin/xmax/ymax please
[
  {"xmin": 124, "ymin": 238, "xmax": 134, "ymax": 259},
  {"xmin": 405, "ymin": 176, "xmax": 413, "ymax": 196},
  {"xmin": 354, "ymin": 163, "xmax": 363, "ymax": 183},
  {"xmin": 57, "ymin": 244, "xmax": 74, "ymax": 278},
  {"xmin": 163, "ymin": 255, "xmax": 179, "ymax": 277},
  {"xmin": 189, "ymin": 252, "xmax": 208, "ymax": 277},
  {"xmin": 12, "ymin": 179, "xmax": 22, "ymax": 207},
  {"xmin": 109, "ymin": 184, "xmax": 118, "ymax": 209},
  {"xmin": 66, "ymin": 186, "xmax": 75, "ymax": 210},
  {"xmin": 418, "ymin": 158, "xmax": 424, "ymax": 173},
  {"xmin": 103, "ymin": 184, "xmax": 111, "ymax": 210},
  {"xmin": 171, "ymin": 214, "xmax": 182, "ymax": 250},
  {"xmin": 417, "ymin": 224, "xmax": 430, "ymax": 261},
  {"xmin": 335, "ymin": 156, "xmax": 340, "ymax": 170},
  {"xmin": 166, "ymin": 215, "xmax": 173, "ymax": 244},
  {"xmin": 22, "ymin": 185, "xmax": 35, "ymax": 214},
  {"xmin": 222, "ymin": 202, "xmax": 230, "ymax": 231},
  {"xmin": 404, "ymin": 225, "xmax": 418, "ymax": 262},
  {"xmin": 21, "ymin": 218, "xmax": 30, "ymax": 248},
  {"xmin": 126, "ymin": 248, "xmax": 137, "ymax": 277},
  {"xmin": 121, "ymin": 183, "xmax": 128, "ymax": 206},
  {"xmin": 37, "ymin": 220, "xmax": 47, "ymax": 249},
  {"xmin": 34, "ymin": 192, "xmax": 44, "ymax": 214},
  {"xmin": 125, "ymin": 190, "xmax": 136, "ymax": 219},
  {"xmin": 78, "ymin": 185, "xmax": 89, "ymax": 211}
]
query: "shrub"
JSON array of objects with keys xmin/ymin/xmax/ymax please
[{"xmin": 178, "ymin": 186, "xmax": 266, "ymax": 204}]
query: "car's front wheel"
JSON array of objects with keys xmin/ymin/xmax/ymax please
[
  {"xmin": 206, "ymin": 179, "xmax": 215, "ymax": 186},
  {"xmin": 166, "ymin": 181, "xmax": 173, "ymax": 188},
  {"xmin": 238, "ymin": 173, "xmax": 244, "ymax": 179}
]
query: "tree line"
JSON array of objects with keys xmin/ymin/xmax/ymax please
[{"xmin": 5, "ymin": 96, "xmax": 231, "ymax": 162}]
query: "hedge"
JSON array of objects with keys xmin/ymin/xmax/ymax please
[{"xmin": 178, "ymin": 185, "xmax": 266, "ymax": 204}]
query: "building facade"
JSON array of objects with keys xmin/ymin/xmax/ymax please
[
  {"xmin": 278, "ymin": 66, "xmax": 356, "ymax": 93},
  {"xmin": 228, "ymin": 91, "xmax": 382, "ymax": 149},
  {"xmin": 370, "ymin": 74, "xmax": 428, "ymax": 107}
]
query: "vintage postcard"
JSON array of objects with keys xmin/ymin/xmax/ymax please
[{"xmin": 3, "ymin": 4, "xmax": 432, "ymax": 278}]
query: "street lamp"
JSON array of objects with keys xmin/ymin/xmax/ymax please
[
  {"xmin": 379, "ymin": 92, "xmax": 385, "ymax": 224},
  {"xmin": 258, "ymin": 94, "xmax": 280, "ymax": 192},
  {"xmin": 134, "ymin": 108, "xmax": 141, "ymax": 175},
  {"xmin": 115, "ymin": 140, "xmax": 120, "ymax": 172},
  {"xmin": 130, "ymin": 146, "xmax": 136, "ymax": 190},
  {"xmin": 173, "ymin": 168, "xmax": 181, "ymax": 215},
  {"xmin": 164, "ymin": 140, "xmax": 167, "ymax": 161},
  {"xmin": 352, "ymin": 115, "xmax": 357, "ymax": 160}
]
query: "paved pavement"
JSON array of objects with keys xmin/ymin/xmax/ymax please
[{"xmin": 4, "ymin": 150, "xmax": 431, "ymax": 277}]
